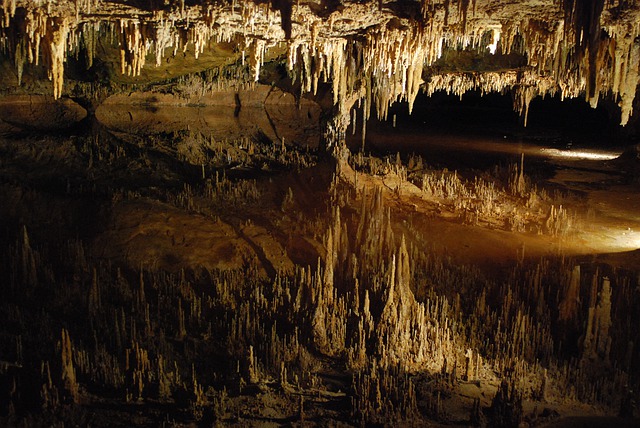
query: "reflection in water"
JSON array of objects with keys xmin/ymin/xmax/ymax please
[
  {"xmin": 540, "ymin": 148, "xmax": 621, "ymax": 161},
  {"xmin": 608, "ymin": 227, "xmax": 640, "ymax": 250},
  {"xmin": 364, "ymin": 131, "xmax": 623, "ymax": 164},
  {"xmin": 0, "ymin": 95, "xmax": 87, "ymax": 131},
  {"xmin": 362, "ymin": 127, "xmax": 638, "ymax": 255},
  {"xmin": 1, "ymin": 93, "xmax": 636, "ymax": 257},
  {"xmin": 1, "ymin": 94, "xmax": 639, "ymax": 427},
  {"xmin": 95, "ymin": 102, "xmax": 321, "ymax": 147}
]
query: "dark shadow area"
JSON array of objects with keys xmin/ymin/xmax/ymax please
[{"xmin": 368, "ymin": 89, "xmax": 638, "ymax": 146}]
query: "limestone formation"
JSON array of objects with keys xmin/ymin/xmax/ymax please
[
  {"xmin": 1, "ymin": 0, "xmax": 638, "ymax": 125},
  {"xmin": 0, "ymin": 1, "xmax": 639, "ymax": 425}
]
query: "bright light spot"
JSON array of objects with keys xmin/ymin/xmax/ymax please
[
  {"xmin": 571, "ymin": 225, "xmax": 640, "ymax": 254},
  {"xmin": 539, "ymin": 148, "xmax": 621, "ymax": 161},
  {"xmin": 437, "ymin": 37, "xmax": 445, "ymax": 59},
  {"xmin": 606, "ymin": 227, "xmax": 640, "ymax": 251},
  {"xmin": 487, "ymin": 28, "xmax": 501, "ymax": 55}
]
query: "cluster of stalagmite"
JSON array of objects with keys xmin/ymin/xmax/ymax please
[{"xmin": 1, "ymin": 0, "xmax": 639, "ymax": 125}]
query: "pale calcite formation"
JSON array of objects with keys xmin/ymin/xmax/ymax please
[{"xmin": 1, "ymin": 0, "xmax": 639, "ymax": 124}]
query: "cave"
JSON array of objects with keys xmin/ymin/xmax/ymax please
[{"xmin": 1, "ymin": 0, "xmax": 640, "ymax": 426}]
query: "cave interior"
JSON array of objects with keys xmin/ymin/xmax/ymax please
[{"xmin": 1, "ymin": 0, "xmax": 640, "ymax": 426}]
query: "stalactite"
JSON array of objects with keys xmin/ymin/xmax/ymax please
[
  {"xmin": 563, "ymin": 0, "xmax": 605, "ymax": 105},
  {"xmin": 14, "ymin": 37, "xmax": 24, "ymax": 85},
  {"xmin": 616, "ymin": 35, "xmax": 640, "ymax": 126},
  {"xmin": 80, "ymin": 21, "xmax": 97, "ymax": 69},
  {"xmin": 45, "ymin": 17, "xmax": 69, "ymax": 99},
  {"xmin": 1, "ymin": 0, "xmax": 638, "ymax": 124},
  {"xmin": 249, "ymin": 37, "xmax": 266, "ymax": 81},
  {"xmin": 119, "ymin": 19, "xmax": 147, "ymax": 77}
]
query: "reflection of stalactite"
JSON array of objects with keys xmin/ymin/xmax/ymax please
[
  {"xmin": 583, "ymin": 274, "xmax": 612, "ymax": 362},
  {"xmin": 311, "ymin": 207, "xmax": 348, "ymax": 357},
  {"xmin": 14, "ymin": 37, "xmax": 25, "ymax": 85},
  {"xmin": 376, "ymin": 236, "xmax": 461, "ymax": 372},
  {"xmin": 60, "ymin": 328, "xmax": 78, "ymax": 403},
  {"xmin": 559, "ymin": 265, "xmax": 580, "ymax": 322}
]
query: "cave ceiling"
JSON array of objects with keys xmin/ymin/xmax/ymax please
[{"xmin": 1, "ymin": 0, "xmax": 640, "ymax": 126}]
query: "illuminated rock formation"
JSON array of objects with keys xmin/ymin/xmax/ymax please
[{"xmin": 0, "ymin": 0, "xmax": 638, "ymax": 128}]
